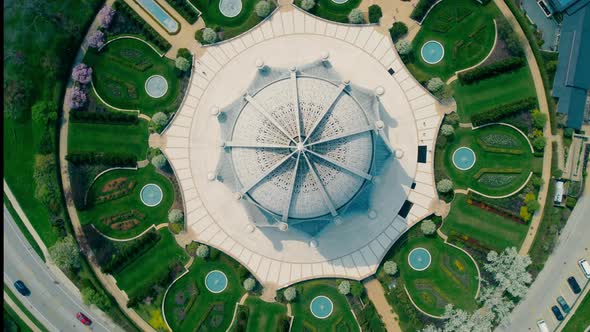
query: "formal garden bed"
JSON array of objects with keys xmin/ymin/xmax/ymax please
[
  {"xmin": 377, "ymin": 224, "xmax": 479, "ymax": 317},
  {"xmin": 191, "ymin": 0, "xmax": 274, "ymax": 40},
  {"xmin": 405, "ymin": 0, "xmax": 498, "ymax": 81},
  {"xmin": 284, "ymin": 279, "xmax": 360, "ymax": 332},
  {"xmin": 83, "ymin": 38, "xmax": 184, "ymax": 116},
  {"xmin": 79, "ymin": 165, "xmax": 174, "ymax": 238},
  {"xmin": 435, "ymin": 124, "xmax": 535, "ymax": 197},
  {"xmin": 164, "ymin": 247, "xmax": 248, "ymax": 331},
  {"xmin": 294, "ymin": 0, "xmax": 362, "ymax": 23}
]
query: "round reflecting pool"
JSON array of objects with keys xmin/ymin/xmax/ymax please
[
  {"xmin": 331, "ymin": 0, "xmax": 349, "ymax": 3},
  {"xmin": 205, "ymin": 270, "xmax": 228, "ymax": 293},
  {"xmin": 219, "ymin": 0, "xmax": 242, "ymax": 18},
  {"xmin": 140, "ymin": 184, "xmax": 163, "ymax": 207},
  {"xmin": 452, "ymin": 147, "xmax": 476, "ymax": 171},
  {"xmin": 421, "ymin": 40, "xmax": 445, "ymax": 64},
  {"xmin": 310, "ymin": 295, "xmax": 334, "ymax": 319},
  {"xmin": 145, "ymin": 75, "xmax": 168, "ymax": 98},
  {"xmin": 408, "ymin": 247, "xmax": 432, "ymax": 271}
]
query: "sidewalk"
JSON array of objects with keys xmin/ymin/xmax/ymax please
[
  {"xmin": 491, "ymin": 0, "xmax": 553, "ymax": 256},
  {"xmin": 364, "ymin": 279, "xmax": 402, "ymax": 332}
]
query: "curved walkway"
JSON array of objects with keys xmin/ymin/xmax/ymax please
[
  {"xmin": 58, "ymin": 1, "xmax": 156, "ymax": 330},
  {"xmin": 492, "ymin": 0, "xmax": 552, "ymax": 255},
  {"xmin": 90, "ymin": 223, "xmax": 168, "ymax": 242}
]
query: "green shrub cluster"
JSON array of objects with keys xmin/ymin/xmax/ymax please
[
  {"xmin": 410, "ymin": 0, "xmax": 438, "ymax": 22},
  {"xmin": 101, "ymin": 230, "xmax": 161, "ymax": 274},
  {"xmin": 368, "ymin": 5, "xmax": 382, "ymax": 23},
  {"xmin": 458, "ymin": 57, "xmax": 525, "ymax": 84},
  {"xmin": 356, "ymin": 301, "xmax": 387, "ymax": 332},
  {"xmin": 70, "ymin": 110, "xmax": 139, "ymax": 124},
  {"xmin": 66, "ymin": 152, "xmax": 137, "ymax": 166},
  {"xmin": 165, "ymin": 0, "xmax": 199, "ymax": 23},
  {"xmin": 112, "ymin": 1, "xmax": 171, "ymax": 52},
  {"xmin": 389, "ymin": 22, "xmax": 408, "ymax": 43},
  {"xmin": 33, "ymin": 154, "xmax": 63, "ymax": 217},
  {"xmin": 471, "ymin": 97, "xmax": 537, "ymax": 126}
]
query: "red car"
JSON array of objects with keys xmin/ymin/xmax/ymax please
[{"xmin": 76, "ymin": 312, "xmax": 92, "ymax": 326}]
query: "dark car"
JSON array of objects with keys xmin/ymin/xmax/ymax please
[
  {"xmin": 76, "ymin": 312, "xmax": 92, "ymax": 326},
  {"xmin": 551, "ymin": 305, "xmax": 564, "ymax": 321},
  {"xmin": 557, "ymin": 296, "xmax": 571, "ymax": 313},
  {"xmin": 14, "ymin": 280, "xmax": 31, "ymax": 296},
  {"xmin": 567, "ymin": 276, "xmax": 581, "ymax": 294}
]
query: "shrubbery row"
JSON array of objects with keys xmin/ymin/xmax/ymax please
[
  {"xmin": 112, "ymin": 1, "xmax": 171, "ymax": 52},
  {"xmin": 66, "ymin": 152, "xmax": 137, "ymax": 166},
  {"xmin": 410, "ymin": 0, "xmax": 438, "ymax": 22},
  {"xmin": 471, "ymin": 97, "xmax": 538, "ymax": 126},
  {"xmin": 70, "ymin": 110, "xmax": 139, "ymax": 124},
  {"xmin": 458, "ymin": 57, "xmax": 525, "ymax": 84},
  {"xmin": 101, "ymin": 230, "xmax": 161, "ymax": 274},
  {"xmin": 165, "ymin": 0, "xmax": 199, "ymax": 23}
]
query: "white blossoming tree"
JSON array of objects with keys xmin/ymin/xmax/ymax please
[
  {"xmin": 484, "ymin": 247, "xmax": 532, "ymax": 298},
  {"xmin": 284, "ymin": 287, "xmax": 296, "ymax": 302},
  {"xmin": 338, "ymin": 280, "xmax": 351, "ymax": 295}
]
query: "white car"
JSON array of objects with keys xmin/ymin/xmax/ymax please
[
  {"xmin": 579, "ymin": 259, "xmax": 590, "ymax": 278},
  {"xmin": 536, "ymin": 319, "xmax": 549, "ymax": 332}
]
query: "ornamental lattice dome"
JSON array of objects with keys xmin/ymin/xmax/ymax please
[{"xmin": 215, "ymin": 60, "xmax": 393, "ymax": 227}]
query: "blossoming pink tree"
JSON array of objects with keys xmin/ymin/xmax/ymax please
[
  {"xmin": 69, "ymin": 86, "xmax": 87, "ymax": 109},
  {"xmin": 88, "ymin": 30, "xmax": 105, "ymax": 49},
  {"xmin": 71, "ymin": 63, "xmax": 93, "ymax": 85},
  {"xmin": 98, "ymin": 6, "xmax": 115, "ymax": 29}
]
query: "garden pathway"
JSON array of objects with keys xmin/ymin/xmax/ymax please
[
  {"xmin": 121, "ymin": 0, "xmax": 205, "ymax": 58},
  {"xmin": 357, "ymin": 0, "xmax": 422, "ymax": 42},
  {"xmin": 363, "ymin": 279, "xmax": 402, "ymax": 332},
  {"xmin": 492, "ymin": 0, "xmax": 552, "ymax": 256},
  {"xmin": 58, "ymin": 1, "xmax": 157, "ymax": 330}
]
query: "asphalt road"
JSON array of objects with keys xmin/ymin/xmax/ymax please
[
  {"xmin": 3, "ymin": 206, "xmax": 123, "ymax": 332},
  {"xmin": 497, "ymin": 191, "xmax": 590, "ymax": 332}
]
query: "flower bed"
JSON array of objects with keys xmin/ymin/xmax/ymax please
[
  {"xmin": 477, "ymin": 173, "xmax": 517, "ymax": 187},
  {"xmin": 94, "ymin": 180, "xmax": 136, "ymax": 204},
  {"xmin": 100, "ymin": 209, "xmax": 146, "ymax": 230},
  {"xmin": 479, "ymin": 133, "xmax": 520, "ymax": 148},
  {"xmin": 101, "ymin": 177, "xmax": 129, "ymax": 192},
  {"xmin": 472, "ymin": 167, "xmax": 521, "ymax": 180}
]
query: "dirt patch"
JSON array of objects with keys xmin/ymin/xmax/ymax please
[
  {"xmin": 101, "ymin": 177, "xmax": 129, "ymax": 193},
  {"xmin": 111, "ymin": 219, "xmax": 140, "ymax": 230},
  {"xmin": 481, "ymin": 37, "xmax": 511, "ymax": 66}
]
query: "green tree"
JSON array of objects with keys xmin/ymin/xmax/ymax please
[
  {"xmin": 82, "ymin": 287, "xmax": 112, "ymax": 311},
  {"xmin": 531, "ymin": 109, "xmax": 547, "ymax": 129},
  {"xmin": 31, "ymin": 101, "xmax": 58, "ymax": 124},
  {"xmin": 175, "ymin": 57, "xmax": 191, "ymax": 72},
  {"xmin": 255, "ymin": 0, "xmax": 271, "ymax": 18},
  {"xmin": 532, "ymin": 136, "xmax": 546, "ymax": 151},
  {"xmin": 49, "ymin": 236, "xmax": 80, "ymax": 272},
  {"xmin": 368, "ymin": 5, "xmax": 382, "ymax": 23},
  {"xmin": 152, "ymin": 112, "xmax": 168, "ymax": 128},
  {"xmin": 389, "ymin": 22, "xmax": 408, "ymax": 43}
]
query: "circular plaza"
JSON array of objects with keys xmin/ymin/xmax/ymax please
[{"xmin": 160, "ymin": 13, "xmax": 442, "ymax": 287}]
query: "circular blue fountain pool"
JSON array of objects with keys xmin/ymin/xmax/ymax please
[
  {"xmin": 205, "ymin": 270, "xmax": 228, "ymax": 294},
  {"xmin": 452, "ymin": 147, "xmax": 476, "ymax": 171},
  {"xmin": 421, "ymin": 40, "xmax": 445, "ymax": 64},
  {"xmin": 310, "ymin": 296, "xmax": 334, "ymax": 319},
  {"xmin": 408, "ymin": 247, "xmax": 432, "ymax": 271}
]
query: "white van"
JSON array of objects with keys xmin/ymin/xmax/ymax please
[
  {"xmin": 537, "ymin": 319, "xmax": 549, "ymax": 332},
  {"xmin": 579, "ymin": 259, "xmax": 590, "ymax": 278}
]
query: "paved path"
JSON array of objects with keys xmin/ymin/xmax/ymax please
[
  {"xmin": 364, "ymin": 279, "xmax": 402, "ymax": 332},
  {"xmin": 492, "ymin": 0, "xmax": 552, "ymax": 256},
  {"xmin": 56, "ymin": 1, "xmax": 157, "ymax": 330},
  {"xmin": 358, "ymin": 0, "xmax": 421, "ymax": 41},
  {"xmin": 497, "ymin": 167, "xmax": 590, "ymax": 332},
  {"xmin": 4, "ymin": 207, "xmax": 124, "ymax": 332}
]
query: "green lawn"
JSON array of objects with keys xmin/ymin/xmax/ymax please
[
  {"xmin": 114, "ymin": 228, "xmax": 188, "ymax": 298},
  {"xmin": 190, "ymin": 0, "xmax": 271, "ymax": 39},
  {"xmin": 164, "ymin": 253, "xmax": 246, "ymax": 332},
  {"xmin": 437, "ymin": 125, "xmax": 534, "ymax": 197},
  {"xmin": 243, "ymin": 297, "xmax": 288, "ymax": 332},
  {"xmin": 378, "ymin": 233, "xmax": 479, "ymax": 316},
  {"xmin": 562, "ymin": 291, "xmax": 590, "ymax": 332},
  {"xmin": 290, "ymin": 280, "xmax": 360, "ymax": 332},
  {"xmin": 441, "ymin": 194, "xmax": 528, "ymax": 251},
  {"xmin": 79, "ymin": 165, "xmax": 174, "ymax": 238},
  {"xmin": 408, "ymin": 0, "xmax": 498, "ymax": 80},
  {"xmin": 67, "ymin": 120, "xmax": 149, "ymax": 161},
  {"xmin": 84, "ymin": 38, "xmax": 181, "ymax": 116},
  {"xmin": 452, "ymin": 66, "xmax": 537, "ymax": 122},
  {"xmin": 295, "ymin": 0, "xmax": 361, "ymax": 23}
]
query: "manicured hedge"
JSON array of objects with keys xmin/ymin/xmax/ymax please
[
  {"xmin": 70, "ymin": 110, "xmax": 139, "ymax": 124},
  {"xmin": 112, "ymin": 1, "xmax": 171, "ymax": 52},
  {"xmin": 66, "ymin": 152, "xmax": 137, "ymax": 166},
  {"xmin": 165, "ymin": 0, "xmax": 199, "ymax": 23},
  {"xmin": 471, "ymin": 97, "xmax": 538, "ymax": 126},
  {"xmin": 410, "ymin": 0, "xmax": 438, "ymax": 22},
  {"xmin": 101, "ymin": 230, "xmax": 161, "ymax": 274},
  {"xmin": 458, "ymin": 57, "xmax": 525, "ymax": 84}
]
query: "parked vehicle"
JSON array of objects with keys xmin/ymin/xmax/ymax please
[
  {"xmin": 567, "ymin": 276, "xmax": 582, "ymax": 294},
  {"xmin": 551, "ymin": 305, "xmax": 564, "ymax": 321},
  {"xmin": 557, "ymin": 296, "xmax": 571, "ymax": 313},
  {"xmin": 579, "ymin": 259, "xmax": 590, "ymax": 278},
  {"xmin": 13, "ymin": 280, "xmax": 31, "ymax": 296},
  {"xmin": 76, "ymin": 312, "xmax": 92, "ymax": 326},
  {"xmin": 536, "ymin": 319, "xmax": 549, "ymax": 332}
]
